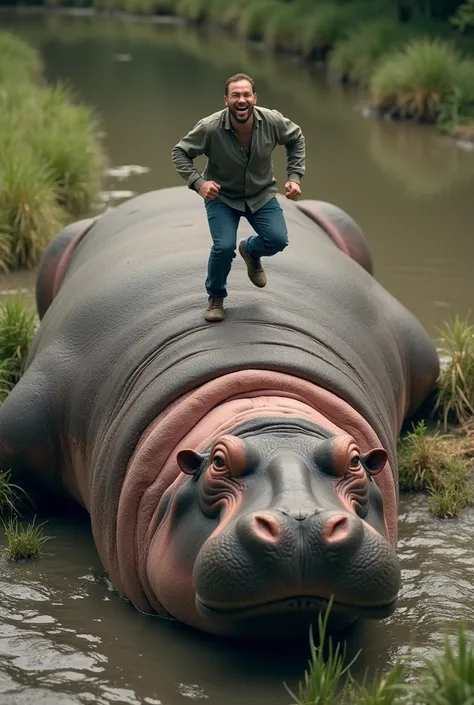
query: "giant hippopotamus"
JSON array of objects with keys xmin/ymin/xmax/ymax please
[{"xmin": 0, "ymin": 186, "xmax": 439, "ymax": 639}]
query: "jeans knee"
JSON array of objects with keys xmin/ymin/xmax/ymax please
[
  {"xmin": 273, "ymin": 232, "xmax": 288, "ymax": 253},
  {"xmin": 212, "ymin": 244, "xmax": 236, "ymax": 261}
]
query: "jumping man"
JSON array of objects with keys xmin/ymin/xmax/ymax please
[{"xmin": 171, "ymin": 73, "xmax": 306, "ymax": 322}]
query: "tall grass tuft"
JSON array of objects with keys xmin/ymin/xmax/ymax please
[
  {"xmin": 285, "ymin": 598, "xmax": 359, "ymax": 704},
  {"xmin": 370, "ymin": 38, "xmax": 474, "ymax": 123},
  {"xmin": 0, "ymin": 143, "xmax": 66, "ymax": 271},
  {"xmin": 0, "ymin": 31, "xmax": 106, "ymax": 271},
  {"xmin": 0, "ymin": 296, "xmax": 37, "ymax": 400},
  {"xmin": 435, "ymin": 314, "xmax": 474, "ymax": 428},
  {"xmin": 0, "ymin": 469, "xmax": 26, "ymax": 516},
  {"xmin": 346, "ymin": 662, "xmax": 406, "ymax": 704},
  {"xmin": 413, "ymin": 622, "xmax": 474, "ymax": 704},
  {"xmin": 3, "ymin": 515, "xmax": 52, "ymax": 561},
  {"xmin": 397, "ymin": 421, "xmax": 473, "ymax": 518}
]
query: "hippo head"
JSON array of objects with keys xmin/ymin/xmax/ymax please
[{"xmin": 147, "ymin": 419, "xmax": 400, "ymax": 638}]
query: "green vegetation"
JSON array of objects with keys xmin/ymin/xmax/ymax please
[
  {"xmin": 0, "ymin": 296, "xmax": 38, "ymax": 402},
  {"xmin": 29, "ymin": 0, "xmax": 474, "ymax": 137},
  {"xmin": 398, "ymin": 421, "xmax": 473, "ymax": 518},
  {"xmin": 436, "ymin": 314, "xmax": 474, "ymax": 428},
  {"xmin": 0, "ymin": 31, "xmax": 106, "ymax": 272},
  {"xmin": 285, "ymin": 598, "xmax": 359, "ymax": 704},
  {"xmin": 2, "ymin": 515, "xmax": 52, "ymax": 560},
  {"xmin": 289, "ymin": 608, "xmax": 474, "ymax": 704}
]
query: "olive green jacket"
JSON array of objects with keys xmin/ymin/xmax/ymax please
[{"xmin": 171, "ymin": 106, "xmax": 305, "ymax": 212}]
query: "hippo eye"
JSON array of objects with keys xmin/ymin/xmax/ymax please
[
  {"xmin": 212, "ymin": 453, "xmax": 227, "ymax": 471},
  {"xmin": 349, "ymin": 455, "xmax": 361, "ymax": 469}
]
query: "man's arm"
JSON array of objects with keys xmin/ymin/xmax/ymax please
[
  {"xmin": 274, "ymin": 111, "xmax": 306, "ymax": 184},
  {"xmin": 171, "ymin": 120, "xmax": 208, "ymax": 192}
]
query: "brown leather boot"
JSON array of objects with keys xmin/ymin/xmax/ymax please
[
  {"xmin": 204, "ymin": 297, "xmax": 225, "ymax": 322},
  {"xmin": 238, "ymin": 241, "xmax": 267, "ymax": 288}
]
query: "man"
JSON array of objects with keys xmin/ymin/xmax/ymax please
[{"xmin": 171, "ymin": 73, "xmax": 305, "ymax": 322}]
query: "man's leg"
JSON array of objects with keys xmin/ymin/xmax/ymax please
[
  {"xmin": 238, "ymin": 198, "xmax": 288, "ymax": 288},
  {"xmin": 204, "ymin": 199, "xmax": 240, "ymax": 321}
]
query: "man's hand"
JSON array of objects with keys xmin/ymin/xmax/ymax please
[
  {"xmin": 285, "ymin": 181, "xmax": 301, "ymax": 201},
  {"xmin": 198, "ymin": 181, "xmax": 221, "ymax": 200}
]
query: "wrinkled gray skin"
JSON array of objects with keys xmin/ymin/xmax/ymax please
[{"xmin": 0, "ymin": 187, "xmax": 439, "ymax": 638}]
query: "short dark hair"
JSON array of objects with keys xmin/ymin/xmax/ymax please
[{"xmin": 224, "ymin": 73, "xmax": 256, "ymax": 96}]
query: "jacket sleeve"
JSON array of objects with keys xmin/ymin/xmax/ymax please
[
  {"xmin": 274, "ymin": 111, "xmax": 305, "ymax": 184},
  {"xmin": 171, "ymin": 120, "xmax": 208, "ymax": 192}
]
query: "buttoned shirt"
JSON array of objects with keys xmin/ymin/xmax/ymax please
[{"xmin": 171, "ymin": 106, "xmax": 305, "ymax": 212}]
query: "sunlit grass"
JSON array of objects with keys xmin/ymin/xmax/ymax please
[
  {"xmin": 0, "ymin": 469, "xmax": 26, "ymax": 516},
  {"xmin": 346, "ymin": 663, "xmax": 406, "ymax": 704},
  {"xmin": 3, "ymin": 515, "xmax": 52, "ymax": 561}
]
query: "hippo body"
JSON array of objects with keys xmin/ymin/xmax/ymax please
[{"xmin": 0, "ymin": 186, "xmax": 439, "ymax": 638}]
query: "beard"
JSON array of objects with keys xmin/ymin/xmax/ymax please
[{"xmin": 229, "ymin": 103, "xmax": 254, "ymax": 124}]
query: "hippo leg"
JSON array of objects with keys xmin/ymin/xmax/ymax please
[
  {"xmin": 36, "ymin": 218, "xmax": 97, "ymax": 319},
  {"xmin": 0, "ymin": 365, "xmax": 59, "ymax": 502},
  {"xmin": 296, "ymin": 200, "xmax": 373, "ymax": 275}
]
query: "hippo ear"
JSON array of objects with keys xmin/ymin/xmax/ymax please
[
  {"xmin": 361, "ymin": 448, "xmax": 387, "ymax": 476},
  {"xmin": 176, "ymin": 449, "xmax": 206, "ymax": 476}
]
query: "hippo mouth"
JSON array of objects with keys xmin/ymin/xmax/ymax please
[{"xmin": 196, "ymin": 594, "xmax": 397, "ymax": 621}]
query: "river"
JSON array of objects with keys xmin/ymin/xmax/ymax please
[{"xmin": 1, "ymin": 11, "xmax": 474, "ymax": 705}]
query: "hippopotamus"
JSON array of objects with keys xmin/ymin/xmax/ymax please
[{"xmin": 0, "ymin": 186, "xmax": 439, "ymax": 639}]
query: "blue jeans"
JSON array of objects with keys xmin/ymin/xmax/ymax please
[{"xmin": 204, "ymin": 197, "xmax": 288, "ymax": 299}]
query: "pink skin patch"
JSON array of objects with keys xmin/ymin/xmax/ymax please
[{"xmin": 112, "ymin": 370, "xmax": 396, "ymax": 616}]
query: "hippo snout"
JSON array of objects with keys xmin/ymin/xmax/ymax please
[
  {"xmin": 236, "ymin": 509, "xmax": 363, "ymax": 555},
  {"xmin": 194, "ymin": 507, "xmax": 400, "ymax": 621}
]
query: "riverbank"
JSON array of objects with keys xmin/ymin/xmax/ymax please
[
  {"xmin": 0, "ymin": 29, "xmax": 106, "ymax": 272},
  {"xmin": 5, "ymin": 0, "xmax": 474, "ymax": 142}
]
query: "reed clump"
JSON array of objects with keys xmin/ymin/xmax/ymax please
[
  {"xmin": 2, "ymin": 515, "xmax": 52, "ymax": 561},
  {"xmin": 0, "ymin": 31, "xmax": 106, "ymax": 272}
]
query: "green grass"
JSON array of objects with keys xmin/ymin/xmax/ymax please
[
  {"xmin": 285, "ymin": 598, "xmax": 359, "ymax": 704},
  {"xmin": 413, "ymin": 622, "xmax": 474, "ymax": 704},
  {"xmin": 370, "ymin": 38, "xmax": 474, "ymax": 124},
  {"xmin": 0, "ymin": 469, "xmax": 26, "ymax": 516},
  {"xmin": 0, "ymin": 296, "xmax": 37, "ymax": 400},
  {"xmin": 397, "ymin": 421, "xmax": 473, "ymax": 518},
  {"xmin": 346, "ymin": 663, "xmax": 406, "ymax": 704},
  {"xmin": 435, "ymin": 314, "xmax": 474, "ymax": 428},
  {"xmin": 0, "ymin": 31, "xmax": 106, "ymax": 271},
  {"xmin": 2, "ymin": 515, "xmax": 52, "ymax": 561}
]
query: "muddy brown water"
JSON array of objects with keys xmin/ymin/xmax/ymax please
[{"xmin": 1, "ymin": 12, "xmax": 474, "ymax": 704}]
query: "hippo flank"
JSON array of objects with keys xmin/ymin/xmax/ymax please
[{"xmin": 0, "ymin": 186, "xmax": 439, "ymax": 639}]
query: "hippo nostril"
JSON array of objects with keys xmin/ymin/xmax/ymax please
[
  {"xmin": 323, "ymin": 514, "xmax": 351, "ymax": 544},
  {"xmin": 252, "ymin": 513, "xmax": 281, "ymax": 543}
]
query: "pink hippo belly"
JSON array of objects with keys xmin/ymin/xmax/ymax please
[{"xmin": 114, "ymin": 370, "xmax": 396, "ymax": 615}]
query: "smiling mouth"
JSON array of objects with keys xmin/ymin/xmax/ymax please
[{"xmin": 196, "ymin": 595, "xmax": 397, "ymax": 621}]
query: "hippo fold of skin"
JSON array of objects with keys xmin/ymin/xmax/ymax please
[{"xmin": 0, "ymin": 186, "xmax": 439, "ymax": 639}]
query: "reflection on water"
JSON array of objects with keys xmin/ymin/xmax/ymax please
[{"xmin": 0, "ymin": 11, "xmax": 474, "ymax": 705}]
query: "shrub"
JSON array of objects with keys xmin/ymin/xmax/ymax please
[
  {"xmin": 370, "ymin": 39, "xmax": 464, "ymax": 122},
  {"xmin": 330, "ymin": 19, "xmax": 411, "ymax": 86},
  {"xmin": 299, "ymin": 2, "xmax": 383, "ymax": 59},
  {"xmin": 236, "ymin": 0, "xmax": 282, "ymax": 41}
]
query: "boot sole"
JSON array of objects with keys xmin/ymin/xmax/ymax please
[{"xmin": 238, "ymin": 242, "xmax": 267, "ymax": 288}]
